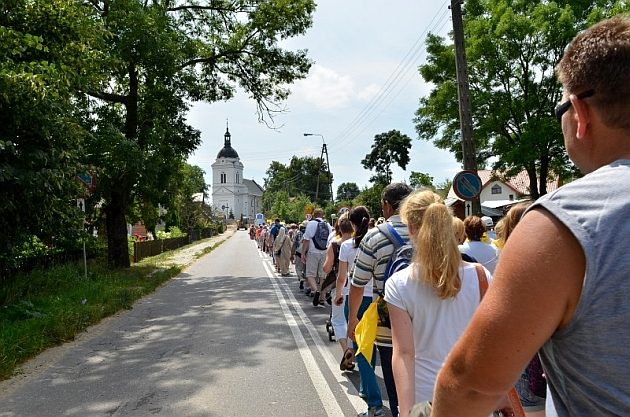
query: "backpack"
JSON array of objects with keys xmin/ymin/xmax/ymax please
[
  {"xmin": 312, "ymin": 219, "xmax": 330, "ymax": 250},
  {"xmin": 320, "ymin": 241, "xmax": 340, "ymax": 291},
  {"xmin": 375, "ymin": 223, "xmax": 413, "ymax": 329},
  {"xmin": 377, "ymin": 223, "xmax": 413, "ymax": 285}
]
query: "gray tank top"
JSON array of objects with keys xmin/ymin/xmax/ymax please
[{"xmin": 529, "ymin": 160, "xmax": 630, "ymax": 416}]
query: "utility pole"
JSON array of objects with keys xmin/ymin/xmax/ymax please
[
  {"xmin": 450, "ymin": 0, "xmax": 481, "ymax": 215},
  {"xmin": 304, "ymin": 133, "xmax": 333, "ymax": 204}
]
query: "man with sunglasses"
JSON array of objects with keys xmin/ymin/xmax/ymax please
[{"xmin": 431, "ymin": 15, "xmax": 630, "ymax": 417}]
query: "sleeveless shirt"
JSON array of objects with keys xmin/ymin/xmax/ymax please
[{"xmin": 529, "ymin": 160, "xmax": 630, "ymax": 416}]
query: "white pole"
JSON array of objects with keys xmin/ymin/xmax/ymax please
[{"xmin": 83, "ymin": 239, "xmax": 87, "ymax": 279}]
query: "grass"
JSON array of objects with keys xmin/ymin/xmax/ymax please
[{"xmin": 0, "ymin": 234, "xmax": 228, "ymax": 381}]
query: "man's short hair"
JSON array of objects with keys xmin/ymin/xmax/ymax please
[
  {"xmin": 312, "ymin": 208, "xmax": 324, "ymax": 218},
  {"xmin": 275, "ymin": 218, "xmax": 280, "ymax": 223},
  {"xmin": 556, "ymin": 14, "xmax": 630, "ymax": 130},
  {"xmin": 382, "ymin": 182, "xmax": 413, "ymax": 211}
]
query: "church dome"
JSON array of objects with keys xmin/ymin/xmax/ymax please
[
  {"xmin": 216, "ymin": 126, "xmax": 239, "ymax": 159},
  {"xmin": 217, "ymin": 145, "xmax": 239, "ymax": 159}
]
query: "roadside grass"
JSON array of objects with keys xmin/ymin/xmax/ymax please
[{"xmin": 0, "ymin": 234, "xmax": 228, "ymax": 381}]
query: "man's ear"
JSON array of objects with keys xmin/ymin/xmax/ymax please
[{"xmin": 570, "ymin": 94, "xmax": 591, "ymax": 139}]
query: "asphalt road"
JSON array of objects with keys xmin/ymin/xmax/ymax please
[{"xmin": 0, "ymin": 230, "xmax": 394, "ymax": 417}]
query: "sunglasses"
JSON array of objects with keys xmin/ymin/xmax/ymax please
[{"xmin": 554, "ymin": 90, "xmax": 594, "ymax": 122}]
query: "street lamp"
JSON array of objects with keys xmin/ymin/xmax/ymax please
[{"xmin": 303, "ymin": 133, "xmax": 332, "ymax": 203}]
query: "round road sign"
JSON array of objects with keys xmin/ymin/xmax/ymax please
[{"xmin": 453, "ymin": 170, "xmax": 482, "ymax": 200}]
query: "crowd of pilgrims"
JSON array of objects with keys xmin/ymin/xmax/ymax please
[{"xmin": 246, "ymin": 188, "xmax": 542, "ymax": 417}]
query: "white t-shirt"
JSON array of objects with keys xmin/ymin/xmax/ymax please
[
  {"xmin": 384, "ymin": 262, "xmax": 492, "ymax": 403},
  {"xmin": 303, "ymin": 218, "xmax": 332, "ymax": 254},
  {"xmin": 339, "ymin": 239, "xmax": 373, "ymax": 297},
  {"xmin": 459, "ymin": 241, "xmax": 499, "ymax": 274}
]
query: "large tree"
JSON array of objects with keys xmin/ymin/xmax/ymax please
[
  {"xmin": 336, "ymin": 182, "xmax": 360, "ymax": 202},
  {"xmin": 263, "ymin": 155, "xmax": 333, "ymax": 208},
  {"xmin": 414, "ymin": 0, "xmax": 627, "ymax": 199},
  {"xmin": 84, "ymin": 0, "xmax": 315, "ymax": 267},
  {"xmin": 361, "ymin": 130, "xmax": 412, "ymax": 186},
  {"xmin": 0, "ymin": 0, "xmax": 105, "ymax": 270}
]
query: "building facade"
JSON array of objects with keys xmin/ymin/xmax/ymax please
[{"xmin": 211, "ymin": 127, "xmax": 263, "ymax": 220}]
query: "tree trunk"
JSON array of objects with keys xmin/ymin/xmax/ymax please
[
  {"xmin": 105, "ymin": 185, "xmax": 130, "ymax": 268},
  {"xmin": 526, "ymin": 164, "xmax": 539, "ymax": 200},
  {"xmin": 539, "ymin": 153, "xmax": 549, "ymax": 197}
]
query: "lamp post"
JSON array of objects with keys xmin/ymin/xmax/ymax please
[{"xmin": 303, "ymin": 133, "xmax": 332, "ymax": 203}]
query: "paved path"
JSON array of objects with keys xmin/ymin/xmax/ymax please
[{"xmin": 0, "ymin": 228, "xmax": 394, "ymax": 417}]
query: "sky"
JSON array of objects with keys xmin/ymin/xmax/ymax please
[{"xmin": 186, "ymin": 0, "xmax": 461, "ymax": 203}]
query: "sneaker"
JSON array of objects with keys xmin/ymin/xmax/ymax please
[
  {"xmin": 299, "ymin": 281, "xmax": 304, "ymax": 290},
  {"xmin": 358, "ymin": 406, "xmax": 385, "ymax": 417},
  {"xmin": 312, "ymin": 291, "xmax": 320, "ymax": 307},
  {"xmin": 305, "ymin": 288, "xmax": 312, "ymax": 296}
]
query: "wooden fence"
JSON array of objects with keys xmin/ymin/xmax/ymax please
[{"xmin": 133, "ymin": 228, "xmax": 215, "ymax": 263}]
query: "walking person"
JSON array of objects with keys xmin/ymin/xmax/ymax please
[
  {"xmin": 274, "ymin": 226, "xmax": 292, "ymax": 276},
  {"xmin": 384, "ymin": 190, "xmax": 492, "ymax": 417},
  {"xmin": 348, "ymin": 183, "xmax": 413, "ymax": 417},
  {"xmin": 301, "ymin": 208, "xmax": 333, "ymax": 306},
  {"xmin": 323, "ymin": 213, "xmax": 354, "ymax": 368},
  {"xmin": 431, "ymin": 15, "xmax": 630, "ymax": 417}
]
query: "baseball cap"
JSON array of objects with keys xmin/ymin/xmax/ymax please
[{"xmin": 481, "ymin": 216, "xmax": 494, "ymax": 227}]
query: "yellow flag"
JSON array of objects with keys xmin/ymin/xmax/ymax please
[{"xmin": 354, "ymin": 301, "xmax": 378, "ymax": 363}]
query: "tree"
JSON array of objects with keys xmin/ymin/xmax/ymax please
[
  {"xmin": 0, "ymin": 0, "xmax": 106, "ymax": 270},
  {"xmin": 414, "ymin": 0, "xmax": 627, "ymax": 199},
  {"xmin": 354, "ymin": 184, "xmax": 385, "ymax": 220},
  {"xmin": 263, "ymin": 155, "xmax": 333, "ymax": 207},
  {"xmin": 336, "ymin": 182, "xmax": 360, "ymax": 202},
  {"xmin": 361, "ymin": 130, "xmax": 412, "ymax": 186},
  {"xmin": 84, "ymin": 0, "xmax": 315, "ymax": 267},
  {"xmin": 409, "ymin": 172, "xmax": 434, "ymax": 189}
]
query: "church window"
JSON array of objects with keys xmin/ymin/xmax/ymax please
[
  {"xmin": 491, "ymin": 184, "xmax": 502, "ymax": 195},
  {"xmin": 236, "ymin": 173, "xmax": 239, "ymax": 183},
  {"xmin": 220, "ymin": 173, "xmax": 226, "ymax": 184}
]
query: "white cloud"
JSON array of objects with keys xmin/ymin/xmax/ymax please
[
  {"xmin": 357, "ymin": 83, "xmax": 381, "ymax": 102},
  {"xmin": 293, "ymin": 65, "xmax": 355, "ymax": 109}
]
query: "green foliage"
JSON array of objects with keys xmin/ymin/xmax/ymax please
[
  {"xmin": 263, "ymin": 155, "xmax": 333, "ymax": 207},
  {"xmin": 336, "ymin": 182, "xmax": 361, "ymax": 201},
  {"xmin": 414, "ymin": 0, "xmax": 627, "ymax": 198},
  {"xmin": 409, "ymin": 172, "xmax": 435, "ymax": 189},
  {"xmin": 361, "ymin": 130, "xmax": 412, "ymax": 186},
  {"xmin": 354, "ymin": 184, "xmax": 385, "ymax": 220},
  {"xmin": 0, "ymin": 0, "xmax": 106, "ymax": 265}
]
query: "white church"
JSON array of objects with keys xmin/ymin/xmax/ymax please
[{"xmin": 211, "ymin": 125, "xmax": 264, "ymax": 220}]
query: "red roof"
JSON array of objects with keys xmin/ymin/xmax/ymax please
[{"xmin": 478, "ymin": 169, "xmax": 561, "ymax": 196}]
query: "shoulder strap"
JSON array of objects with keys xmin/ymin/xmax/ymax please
[
  {"xmin": 475, "ymin": 263, "xmax": 489, "ymax": 301},
  {"xmin": 377, "ymin": 223, "xmax": 405, "ymax": 249}
]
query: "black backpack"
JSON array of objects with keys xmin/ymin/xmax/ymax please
[{"xmin": 312, "ymin": 219, "xmax": 330, "ymax": 250}]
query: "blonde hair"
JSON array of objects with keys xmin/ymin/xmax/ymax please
[
  {"xmin": 400, "ymin": 190, "xmax": 462, "ymax": 299},
  {"xmin": 452, "ymin": 216, "xmax": 466, "ymax": 244}
]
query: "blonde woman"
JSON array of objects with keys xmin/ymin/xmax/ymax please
[{"xmin": 385, "ymin": 190, "xmax": 492, "ymax": 417}]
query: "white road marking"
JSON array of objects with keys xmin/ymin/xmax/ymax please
[
  {"xmin": 262, "ymin": 260, "xmax": 347, "ymax": 417},
  {"xmin": 261, "ymin": 254, "xmax": 364, "ymax": 414}
]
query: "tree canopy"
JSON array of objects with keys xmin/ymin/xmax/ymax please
[
  {"xmin": 361, "ymin": 130, "xmax": 412, "ymax": 186},
  {"xmin": 0, "ymin": 0, "xmax": 316, "ymax": 269},
  {"xmin": 336, "ymin": 182, "xmax": 361, "ymax": 202},
  {"xmin": 414, "ymin": 0, "xmax": 628, "ymax": 198}
]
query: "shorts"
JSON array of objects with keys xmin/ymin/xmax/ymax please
[{"xmin": 305, "ymin": 251, "xmax": 326, "ymax": 280}]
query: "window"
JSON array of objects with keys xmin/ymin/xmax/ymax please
[
  {"xmin": 220, "ymin": 173, "xmax": 226, "ymax": 184},
  {"xmin": 236, "ymin": 173, "xmax": 239, "ymax": 183},
  {"xmin": 491, "ymin": 184, "xmax": 502, "ymax": 195}
]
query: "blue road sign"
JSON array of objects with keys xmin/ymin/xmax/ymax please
[{"xmin": 453, "ymin": 170, "xmax": 482, "ymax": 200}]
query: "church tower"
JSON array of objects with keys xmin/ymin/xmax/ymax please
[{"xmin": 211, "ymin": 123, "xmax": 248, "ymax": 219}]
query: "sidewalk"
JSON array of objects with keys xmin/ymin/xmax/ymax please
[{"xmin": 151, "ymin": 224, "xmax": 237, "ymax": 270}]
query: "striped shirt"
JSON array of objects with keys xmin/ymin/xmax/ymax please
[
  {"xmin": 351, "ymin": 215, "xmax": 409, "ymax": 291},
  {"xmin": 351, "ymin": 215, "xmax": 409, "ymax": 345}
]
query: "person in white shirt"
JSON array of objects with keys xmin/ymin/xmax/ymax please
[
  {"xmin": 459, "ymin": 216, "xmax": 499, "ymax": 273},
  {"xmin": 385, "ymin": 190, "xmax": 492, "ymax": 417}
]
